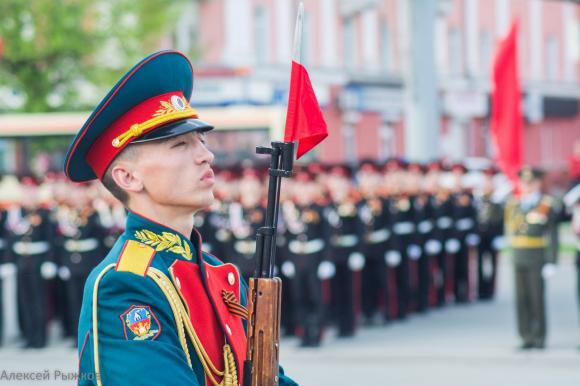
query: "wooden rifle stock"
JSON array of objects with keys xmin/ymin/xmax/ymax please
[{"xmin": 243, "ymin": 277, "xmax": 282, "ymax": 386}]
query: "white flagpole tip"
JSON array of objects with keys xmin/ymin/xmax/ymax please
[{"xmin": 292, "ymin": 2, "xmax": 304, "ymax": 63}]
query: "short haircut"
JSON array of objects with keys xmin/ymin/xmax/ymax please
[{"xmin": 101, "ymin": 145, "xmax": 139, "ymax": 206}]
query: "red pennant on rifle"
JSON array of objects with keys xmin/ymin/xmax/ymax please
[{"xmin": 284, "ymin": 61, "xmax": 328, "ymax": 159}]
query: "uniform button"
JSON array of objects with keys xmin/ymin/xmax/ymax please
[
  {"xmin": 71, "ymin": 253, "xmax": 81, "ymax": 264},
  {"xmin": 228, "ymin": 272, "xmax": 235, "ymax": 286},
  {"xmin": 225, "ymin": 324, "xmax": 232, "ymax": 336}
]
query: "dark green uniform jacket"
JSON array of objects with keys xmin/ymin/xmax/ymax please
[{"xmin": 77, "ymin": 211, "xmax": 297, "ymax": 386}]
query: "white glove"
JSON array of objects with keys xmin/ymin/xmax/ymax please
[
  {"xmin": 425, "ymin": 240, "xmax": 442, "ymax": 255},
  {"xmin": 281, "ymin": 261, "xmax": 296, "ymax": 278},
  {"xmin": 541, "ymin": 263, "xmax": 557, "ymax": 279},
  {"xmin": 58, "ymin": 266, "xmax": 72, "ymax": 281},
  {"xmin": 40, "ymin": 262, "xmax": 58, "ymax": 279},
  {"xmin": 465, "ymin": 233, "xmax": 480, "ymax": 247},
  {"xmin": 445, "ymin": 239, "xmax": 461, "ymax": 254},
  {"xmin": 492, "ymin": 236, "xmax": 507, "ymax": 250},
  {"xmin": 0, "ymin": 263, "xmax": 17, "ymax": 278},
  {"xmin": 317, "ymin": 261, "xmax": 336, "ymax": 280},
  {"xmin": 407, "ymin": 245, "xmax": 422, "ymax": 261},
  {"xmin": 385, "ymin": 251, "xmax": 402, "ymax": 267},
  {"xmin": 347, "ymin": 252, "xmax": 365, "ymax": 271}
]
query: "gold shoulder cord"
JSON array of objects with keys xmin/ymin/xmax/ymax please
[
  {"xmin": 92, "ymin": 264, "xmax": 116, "ymax": 386},
  {"xmin": 92, "ymin": 266, "xmax": 237, "ymax": 386},
  {"xmin": 147, "ymin": 267, "xmax": 238, "ymax": 386}
]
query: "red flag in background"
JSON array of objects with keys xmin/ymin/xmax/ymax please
[
  {"xmin": 490, "ymin": 21, "xmax": 523, "ymax": 185},
  {"xmin": 284, "ymin": 61, "xmax": 328, "ymax": 159}
]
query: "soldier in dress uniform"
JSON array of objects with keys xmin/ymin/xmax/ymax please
[
  {"xmin": 450, "ymin": 164, "xmax": 478, "ymax": 303},
  {"xmin": 385, "ymin": 159, "xmax": 415, "ymax": 319},
  {"xmin": 429, "ymin": 163, "xmax": 456, "ymax": 306},
  {"xmin": 407, "ymin": 163, "xmax": 433, "ymax": 312},
  {"xmin": 210, "ymin": 168, "xmax": 237, "ymax": 260},
  {"xmin": 46, "ymin": 172, "xmax": 75, "ymax": 339},
  {"xmin": 94, "ymin": 184, "xmax": 127, "ymax": 252},
  {"xmin": 357, "ymin": 160, "xmax": 391, "ymax": 323},
  {"xmin": 282, "ymin": 168, "xmax": 328, "ymax": 347},
  {"xmin": 229, "ymin": 167, "xmax": 266, "ymax": 280},
  {"xmin": 505, "ymin": 166, "xmax": 560, "ymax": 350},
  {"xmin": 56, "ymin": 183, "xmax": 107, "ymax": 346},
  {"xmin": 475, "ymin": 167, "xmax": 505, "ymax": 300},
  {"xmin": 325, "ymin": 164, "xmax": 364, "ymax": 336},
  {"xmin": 6, "ymin": 176, "xmax": 56, "ymax": 348},
  {"xmin": 194, "ymin": 201, "xmax": 221, "ymax": 257},
  {"xmin": 64, "ymin": 51, "xmax": 296, "ymax": 385}
]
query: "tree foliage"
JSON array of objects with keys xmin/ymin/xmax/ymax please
[{"xmin": 0, "ymin": 0, "xmax": 189, "ymax": 113}]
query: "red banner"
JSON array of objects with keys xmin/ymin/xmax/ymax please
[
  {"xmin": 490, "ymin": 21, "xmax": 523, "ymax": 185},
  {"xmin": 284, "ymin": 61, "xmax": 328, "ymax": 159}
]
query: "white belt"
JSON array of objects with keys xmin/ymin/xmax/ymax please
[
  {"xmin": 418, "ymin": 220, "xmax": 433, "ymax": 234},
  {"xmin": 13, "ymin": 241, "xmax": 50, "ymax": 255},
  {"xmin": 437, "ymin": 217, "xmax": 453, "ymax": 229},
  {"xmin": 64, "ymin": 238, "xmax": 99, "ymax": 253},
  {"xmin": 289, "ymin": 239, "xmax": 324, "ymax": 255},
  {"xmin": 332, "ymin": 234, "xmax": 358, "ymax": 248},
  {"xmin": 367, "ymin": 229, "xmax": 390, "ymax": 244},
  {"xmin": 456, "ymin": 218, "xmax": 475, "ymax": 231},
  {"xmin": 393, "ymin": 222, "xmax": 415, "ymax": 235},
  {"xmin": 234, "ymin": 240, "xmax": 256, "ymax": 255}
]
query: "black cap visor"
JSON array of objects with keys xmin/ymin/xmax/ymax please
[{"xmin": 132, "ymin": 118, "xmax": 214, "ymax": 144}]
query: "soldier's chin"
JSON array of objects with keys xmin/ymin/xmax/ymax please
[{"xmin": 191, "ymin": 194, "xmax": 215, "ymax": 213}]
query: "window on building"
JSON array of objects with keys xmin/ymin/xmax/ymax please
[
  {"xmin": 380, "ymin": 21, "xmax": 391, "ymax": 73},
  {"xmin": 546, "ymin": 36, "xmax": 559, "ymax": 82},
  {"xmin": 343, "ymin": 17, "xmax": 356, "ymax": 71},
  {"xmin": 479, "ymin": 30, "xmax": 492, "ymax": 77},
  {"xmin": 449, "ymin": 27, "xmax": 463, "ymax": 76},
  {"xmin": 254, "ymin": 6, "xmax": 270, "ymax": 65}
]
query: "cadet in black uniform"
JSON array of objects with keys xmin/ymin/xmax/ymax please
[
  {"xmin": 7, "ymin": 176, "xmax": 56, "ymax": 348},
  {"xmin": 194, "ymin": 206, "xmax": 220, "ymax": 256},
  {"xmin": 56, "ymin": 183, "xmax": 107, "ymax": 346},
  {"xmin": 282, "ymin": 168, "xmax": 328, "ymax": 346},
  {"xmin": 326, "ymin": 165, "xmax": 364, "ymax": 336},
  {"xmin": 211, "ymin": 168, "xmax": 237, "ymax": 261},
  {"xmin": 229, "ymin": 167, "xmax": 266, "ymax": 280},
  {"xmin": 450, "ymin": 164, "xmax": 478, "ymax": 303},
  {"xmin": 386, "ymin": 159, "xmax": 415, "ymax": 319},
  {"xmin": 430, "ymin": 165, "xmax": 455, "ymax": 306},
  {"xmin": 408, "ymin": 163, "xmax": 433, "ymax": 312},
  {"xmin": 358, "ymin": 160, "xmax": 391, "ymax": 323},
  {"xmin": 475, "ymin": 168, "xmax": 504, "ymax": 300}
]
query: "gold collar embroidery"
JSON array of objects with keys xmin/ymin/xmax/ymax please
[{"xmin": 135, "ymin": 229, "xmax": 193, "ymax": 260}]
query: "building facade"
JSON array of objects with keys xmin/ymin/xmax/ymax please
[{"xmin": 180, "ymin": 0, "xmax": 579, "ymax": 171}]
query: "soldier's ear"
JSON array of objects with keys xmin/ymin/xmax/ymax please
[{"xmin": 110, "ymin": 162, "xmax": 144, "ymax": 195}]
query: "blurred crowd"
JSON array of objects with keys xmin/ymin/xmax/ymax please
[{"xmin": 0, "ymin": 158, "xmax": 578, "ymax": 349}]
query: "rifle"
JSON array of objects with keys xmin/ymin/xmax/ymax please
[{"xmin": 242, "ymin": 141, "xmax": 294, "ymax": 386}]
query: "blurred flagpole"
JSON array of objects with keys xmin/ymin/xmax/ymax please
[
  {"xmin": 284, "ymin": 1, "xmax": 328, "ymax": 160},
  {"xmin": 292, "ymin": 2, "xmax": 304, "ymax": 64}
]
